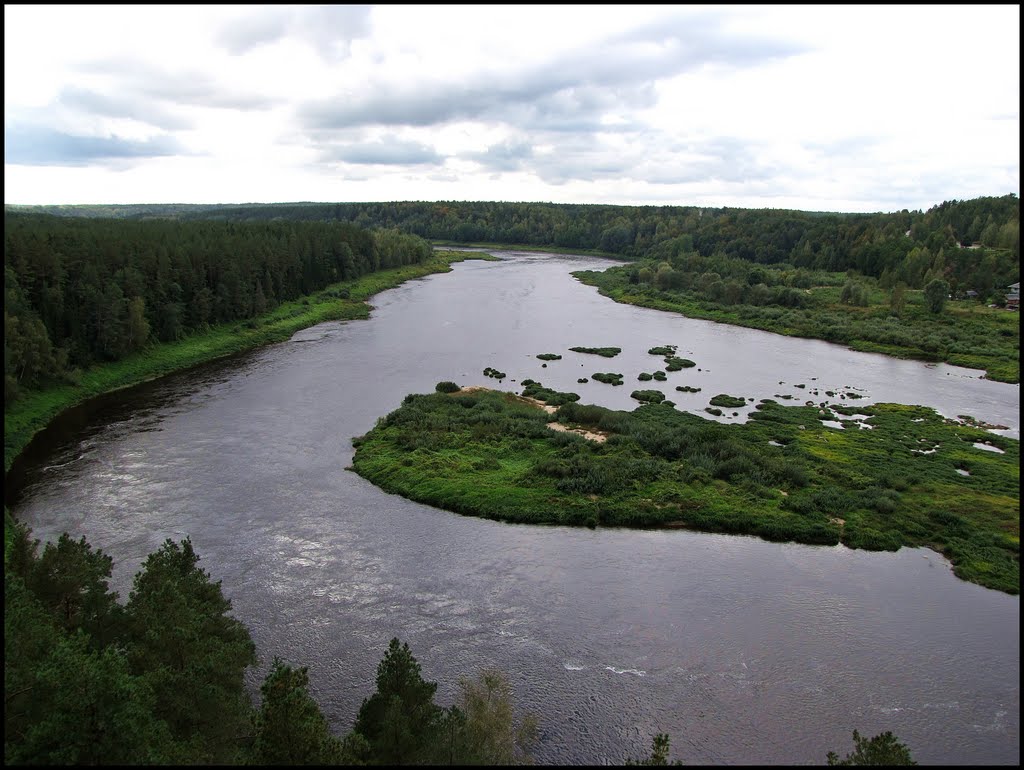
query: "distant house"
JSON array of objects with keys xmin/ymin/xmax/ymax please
[
  {"xmin": 965, "ymin": 290, "xmax": 979, "ymax": 299},
  {"xmin": 1007, "ymin": 282, "xmax": 1020, "ymax": 311}
]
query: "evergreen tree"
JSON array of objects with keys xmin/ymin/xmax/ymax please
[
  {"xmin": 923, "ymin": 278, "xmax": 949, "ymax": 314},
  {"xmin": 248, "ymin": 657, "xmax": 356, "ymax": 765},
  {"xmin": 123, "ymin": 537, "xmax": 257, "ymax": 763},
  {"xmin": 353, "ymin": 637, "xmax": 443, "ymax": 765},
  {"xmin": 626, "ymin": 733, "xmax": 684, "ymax": 765},
  {"xmin": 827, "ymin": 729, "xmax": 916, "ymax": 765}
]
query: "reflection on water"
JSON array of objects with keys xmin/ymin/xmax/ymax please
[{"xmin": 10, "ymin": 253, "xmax": 1020, "ymax": 765}]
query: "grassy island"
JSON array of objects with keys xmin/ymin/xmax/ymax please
[
  {"xmin": 351, "ymin": 388, "xmax": 1019, "ymax": 594},
  {"xmin": 569, "ymin": 346, "xmax": 622, "ymax": 358}
]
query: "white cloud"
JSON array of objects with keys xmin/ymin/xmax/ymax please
[{"xmin": 4, "ymin": 4, "xmax": 1019, "ymax": 211}]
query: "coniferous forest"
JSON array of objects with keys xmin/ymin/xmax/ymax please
[{"xmin": 5, "ymin": 214, "xmax": 431, "ymax": 403}]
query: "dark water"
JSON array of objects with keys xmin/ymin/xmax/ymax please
[{"xmin": 9, "ymin": 253, "xmax": 1019, "ymax": 765}]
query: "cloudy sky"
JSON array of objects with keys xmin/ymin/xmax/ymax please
[{"xmin": 4, "ymin": 4, "xmax": 1019, "ymax": 212}]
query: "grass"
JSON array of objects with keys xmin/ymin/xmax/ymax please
[
  {"xmin": 352, "ymin": 388, "xmax": 1019, "ymax": 594},
  {"xmin": 430, "ymin": 240, "xmax": 626, "ymax": 259},
  {"xmin": 573, "ymin": 269, "xmax": 1020, "ymax": 383}
]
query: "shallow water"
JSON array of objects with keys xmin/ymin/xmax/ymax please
[{"xmin": 9, "ymin": 252, "xmax": 1019, "ymax": 765}]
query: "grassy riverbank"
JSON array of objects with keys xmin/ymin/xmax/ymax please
[
  {"xmin": 431, "ymin": 240, "xmax": 625, "ymax": 259},
  {"xmin": 352, "ymin": 388, "xmax": 1019, "ymax": 594},
  {"xmin": 3, "ymin": 251, "xmax": 496, "ymax": 551},
  {"xmin": 573, "ymin": 268, "xmax": 1020, "ymax": 384}
]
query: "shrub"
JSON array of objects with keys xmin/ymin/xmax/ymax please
[{"xmin": 435, "ymin": 381, "xmax": 460, "ymax": 393}]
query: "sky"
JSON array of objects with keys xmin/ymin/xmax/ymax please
[{"xmin": 4, "ymin": 4, "xmax": 1020, "ymax": 213}]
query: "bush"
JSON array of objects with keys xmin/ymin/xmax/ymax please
[{"xmin": 435, "ymin": 381, "xmax": 460, "ymax": 393}]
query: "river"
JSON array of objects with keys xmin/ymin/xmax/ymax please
[{"xmin": 7, "ymin": 251, "xmax": 1020, "ymax": 764}]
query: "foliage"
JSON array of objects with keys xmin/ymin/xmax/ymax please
[
  {"xmin": 351, "ymin": 389, "xmax": 1019, "ymax": 593},
  {"xmin": 626, "ymin": 733, "xmax": 684, "ymax": 765},
  {"xmin": 5, "ymin": 250, "xmax": 488, "ymax": 475},
  {"xmin": 484, "ymin": 367, "xmax": 507, "ymax": 380},
  {"xmin": 441, "ymin": 669, "xmax": 538, "ymax": 765},
  {"xmin": 575, "ymin": 264, "xmax": 1018, "ymax": 383},
  {"xmin": 536, "ymin": 353, "xmax": 562, "ymax": 360},
  {"xmin": 122, "ymin": 537, "xmax": 257, "ymax": 762},
  {"xmin": 435, "ymin": 381, "xmax": 460, "ymax": 393},
  {"xmin": 247, "ymin": 657, "xmax": 352, "ymax": 765},
  {"xmin": 632, "ymin": 389, "xmax": 667, "ymax": 404},
  {"xmin": 709, "ymin": 394, "xmax": 747, "ymax": 408},
  {"xmin": 570, "ymin": 346, "xmax": 622, "ymax": 357},
  {"xmin": 520, "ymin": 379, "xmax": 580, "ymax": 406},
  {"xmin": 663, "ymin": 356, "xmax": 696, "ymax": 371},
  {"xmin": 923, "ymin": 278, "xmax": 949, "ymax": 314},
  {"xmin": 353, "ymin": 637, "xmax": 444, "ymax": 765},
  {"xmin": 826, "ymin": 729, "xmax": 916, "ymax": 765},
  {"xmin": 592, "ymin": 372, "xmax": 624, "ymax": 385}
]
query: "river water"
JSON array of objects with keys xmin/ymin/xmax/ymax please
[{"xmin": 8, "ymin": 251, "xmax": 1020, "ymax": 765}]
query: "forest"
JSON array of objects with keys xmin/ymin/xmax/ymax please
[
  {"xmin": 12, "ymin": 193, "xmax": 1018, "ymax": 295},
  {"xmin": 4, "ymin": 213, "xmax": 432, "ymax": 404}
]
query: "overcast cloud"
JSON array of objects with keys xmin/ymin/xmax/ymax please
[{"xmin": 4, "ymin": 4, "xmax": 1019, "ymax": 212}]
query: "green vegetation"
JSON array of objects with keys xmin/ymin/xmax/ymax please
[
  {"xmin": 573, "ymin": 256, "xmax": 1018, "ymax": 383},
  {"xmin": 4, "ymin": 523, "xmax": 536, "ymax": 765},
  {"xmin": 631, "ymin": 390, "xmax": 667, "ymax": 404},
  {"xmin": 4, "ymin": 250, "xmax": 492, "ymax": 558},
  {"xmin": 827, "ymin": 730, "xmax": 916, "ymax": 765},
  {"xmin": 520, "ymin": 379, "xmax": 580, "ymax": 406},
  {"xmin": 4, "ymin": 250, "xmax": 489, "ymax": 477},
  {"xmin": 536, "ymin": 353, "xmax": 562, "ymax": 361},
  {"xmin": 709, "ymin": 394, "xmax": 747, "ymax": 408},
  {"xmin": 483, "ymin": 367, "xmax": 507, "ymax": 380},
  {"xmin": 640, "ymin": 371, "xmax": 668, "ymax": 382},
  {"xmin": 15, "ymin": 196, "xmax": 1017, "ymax": 378},
  {"xmin": 352, "ymin": 389, "xmax": 1019, "ymax": 593},
  {"xmin": 663, "ymin": 356, "xmax": 695, "ymax": 371},
  {"xmin": 676, "ymin": 385, "xmax": 702, "ymax": 393},
  {"xmin": 648, "ymin": 346, "xmax": 677, "ymax": 356},
  {"xmin": 626, "ymin": 733, "xmax": 684, "ymax": 765},
  {"xmin": 569, "ymin": 346, "xmax": 622, "ymax": 357},
  {"xmin": 592, "ymin": 372, "xmax": 625, "ymax": 385},
  {"xmin": 435, "ymin": 381, "xmax": 461, "ymax": 393}
]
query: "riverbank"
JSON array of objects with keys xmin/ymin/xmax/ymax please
[
  {"xmin": 3, "ymin": 251, "xmax": 497, "ymax": 551},
  {"xmin": 572, "ymin": 269, "xmax": 1021, "ymax": 384},
  {"xmin": 352, "ymin": 387, "xmax": 1019, "ymax": 594},
  {"xmin": 431, "ymin": 240, "xmax": 626, "ymax": 259}
]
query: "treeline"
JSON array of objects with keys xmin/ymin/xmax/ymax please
[
  {"xmin": 13, "ymin": 194, "xmax": 1018, "ymax": 296},
  {"xmin": 4, "ymin": 213, "xmax": 432, "ymax": 403},
  {"xmin": 573, "ymin": 244, "xmax": 1020, "ymax": 382},
  {"xmin": 4, "ymin": 525, "xmax": 538, "ymax": 765}
]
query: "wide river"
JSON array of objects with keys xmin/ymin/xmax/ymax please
[{"xmin": 8, "ymin": 251, "xmax": 1020, "ymax": 765}]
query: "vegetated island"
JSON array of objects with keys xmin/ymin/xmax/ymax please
[
  {"xmin": 351, "ymin": 385, "xmax": 1019, "ymax": 594},
  {"xmin": 569, "ymin": 346, "xmax": 622, "ymax": 358}
]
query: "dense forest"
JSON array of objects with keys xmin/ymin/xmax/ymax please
[
  {"xmin": 4, "ymin": 214, "xmax": 432, "ymax": 403},
  {"xmin": 11, "ymin": 194, "xmax": 1018, "ymax": 297}
]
